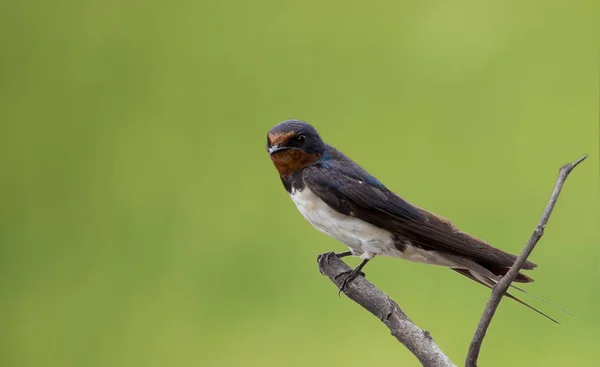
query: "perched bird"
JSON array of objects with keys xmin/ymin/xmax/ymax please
[{"xmin": 266, "ymin": 119, "xmax": 560, "ymax": 322}]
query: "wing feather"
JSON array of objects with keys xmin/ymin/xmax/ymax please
[{"xmin": 303, "ymin": 162, "xmax": 536, "ymax": 269}]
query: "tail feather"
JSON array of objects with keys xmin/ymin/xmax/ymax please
[
  {"xmin": 510, "ymin": 284, "xmax": 575, "ymax": 317},
  {"xmin": 451, "ymin": 268, "xmax": 560, "ymax": 324},
  {"xmin": 503, "ymin": 291, "xmax": 560, "ymax": 324},
  {"xmin": 480, "ymin": 261, "xmax": 534, "ymax": 283}
]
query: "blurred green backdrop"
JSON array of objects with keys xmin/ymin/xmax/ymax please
[{"xmin": 1, "ymin": 1, "xmax": 598, "ymax": 366}]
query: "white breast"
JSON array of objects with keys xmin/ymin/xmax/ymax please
[
  {"xmin": 289, "ymin": 187, "xmax": 399, "ymax": 259},
  {"xmin": 289, "ymin": 187, "xmax": 459, "ymax": 267}
]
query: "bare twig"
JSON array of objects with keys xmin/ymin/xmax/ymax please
[
  {"xmin": 317, "ymin": 252, "xmax": 456, "ymax": 367},
  {"xmin": 465, "ymin": 154, "xmax": 587, "ymax": 367}
]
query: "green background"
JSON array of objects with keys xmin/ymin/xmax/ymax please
[{"xmin": 1, "ymin": 1, "xmax": 598, "ymax": 366}]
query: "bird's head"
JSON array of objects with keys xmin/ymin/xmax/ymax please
[{"xmin": 266, "ymin": 120, "xmax": 326, "ymax": 176}]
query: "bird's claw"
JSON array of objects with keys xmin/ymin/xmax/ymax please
[
  {"xmin": 317, "ymin": 252, "xmax": 336, "ymax": 272},
  {"xmin": 335, "ymin": 268, "xmax": 366, "ymax": 296},
  {"xmin": 317, "ymin": 251, "xmax": 352, "ymax": 271}
]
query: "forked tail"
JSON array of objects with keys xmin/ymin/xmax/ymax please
[{"xmin": 452, "ymin": 268, "xmax": 572, "ymax": 324}]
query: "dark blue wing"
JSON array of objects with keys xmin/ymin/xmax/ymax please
[
  {"xmin": 302, "ymin": 160, "xmax": 425, "ymax": 222},
  {"xmin": 303, "ymin": 161, "xmax": 536, "ymax": 268}
]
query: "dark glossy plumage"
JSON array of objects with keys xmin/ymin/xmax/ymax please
[
  {"xmin": 267, "ymin": 119, "xmax": 535, "ymax": 274},
  {"xmin": 303, "ymin": 148, "xmax": 536, "ymax": 271},
  {"xmin": 266, "ymin": 119, "xmax": 562, "ymax": 322}
]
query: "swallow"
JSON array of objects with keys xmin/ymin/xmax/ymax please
[{"xmin": 266, "ymin": 119, "xmax": 561, "ymax": 323}]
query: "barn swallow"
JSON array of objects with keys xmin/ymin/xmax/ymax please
[{"xmin": 267, "ymin": 119, "xmax": 560, "ymax": 323}]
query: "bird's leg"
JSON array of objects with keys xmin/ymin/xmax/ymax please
[
  {"xmin": 317, "ymin": 251, "xmax": 356, "ymax": 274},
  {"xmin": 335, "ymin": 258, "xmax": 370, "ymax": 296},
  {"xmin": 335, "ymin": 251, "xmax": 353, "ymax": 258},
  {"xmin": 334, "ymin": 251, "xmax": 365, "ymax": 277}
]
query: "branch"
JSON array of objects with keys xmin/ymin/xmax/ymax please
[
  {"xmin": 317, "ymin": 252, "xmax": 456, "ymax": 367},
  {"xmin": 465, "ymin": 154, "xmax": 587, "ymax": 367}
]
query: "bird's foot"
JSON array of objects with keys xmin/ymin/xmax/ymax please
[
  {"xmin": 317, "ymin": 252, "xmax": 336, "ymax": 271},
  {"xmin": 334, "ymin": 267, "xmax": 366, "ymax": 296},
  {"xmin": 316, "ymin": 251, "xmax": 353, "ymax": 269}
]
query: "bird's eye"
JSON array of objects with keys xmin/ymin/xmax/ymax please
[{"xmin": 296, "ymin": 134, "xmax": 306, "ymax": 143}]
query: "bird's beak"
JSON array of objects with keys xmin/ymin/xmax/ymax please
[{"xmin": 268, "ymin": 145, "xmax": 289, "ymax": 155}]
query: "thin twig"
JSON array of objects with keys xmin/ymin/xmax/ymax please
[
  {"xmin": 317, "ymin": 252, "xmax": 456, "ymax": 367},
  {"xmin": 465, "ymin": 154, "xmax": 587, "ymax": 367}
]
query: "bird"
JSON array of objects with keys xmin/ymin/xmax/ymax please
[{"xmin": 266, "ymin": 119, "xmax": 562, "ymax": 323}]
